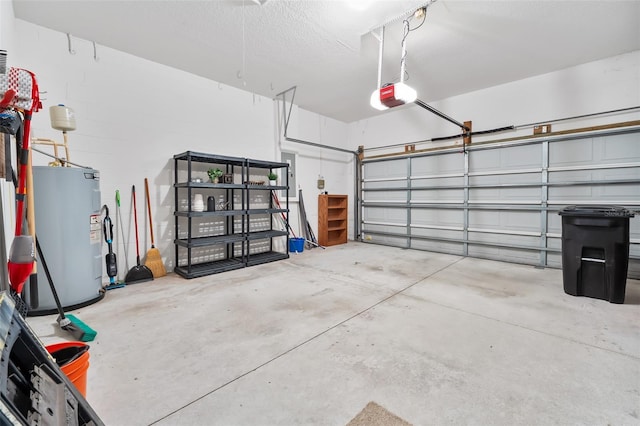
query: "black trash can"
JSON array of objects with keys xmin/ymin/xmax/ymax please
[{"xmin": 559, "ymin": 205, "xmax": 635, "ymax": 304}]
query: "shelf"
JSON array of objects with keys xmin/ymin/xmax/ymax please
[
  {"xmin": 175, "ymin": 258, "xmax": 245, "ymax": 278},
  {"xmin": 247, "ymin": 184, "xmax": 287, "ymax": 190},
  {"xmin": 174, "ymin": 151, "xmax": 246, "ymax": 166},
  {"xmin": 246, "ymin": 159, "xmax": 289, "ymax": 169},
  {"xmin": 247, "ymin": 230, "xmax": 287, "ymax": 240},
  {"xmin": 246, "ymin": 251, "xmax": 289, "ymax": 267},
  {"xmin": 174, "ymin": 151, "xmax": 290, "ymax": 279},
  {"xmin": 175, "ymin": 182, "xmax": 245, "ymax": 190},
  {"xmin": 175, "ymin": 210, "xmax": 245, "ymax": 217},
  {"xmin": 175, "ymin": 234, "xmax": 245, "ymax": 248},
  {"xmin": 319, "ymin": 194, "xmax": 348, "ymax": 247},
  {"xmin": 247, "ymin": 208, "xmax": 288, "ymax": 215}
]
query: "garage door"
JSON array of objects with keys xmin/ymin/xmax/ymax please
[{"xmin": 361, "ymin": 127, "xmax": 640, "ymax": 278}]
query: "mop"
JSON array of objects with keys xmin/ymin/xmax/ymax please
[
  {"xmin": 103, "ymin": 205, "xmax": 124, "ymax": 290},
  {"xmin": 115, "ymin": 189, "xmax": 129, "ymax": 283}
]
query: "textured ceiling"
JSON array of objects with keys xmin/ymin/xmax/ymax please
[{"xmin": 12, "ymin": 0, "xmax": 640, "ymax": 123}]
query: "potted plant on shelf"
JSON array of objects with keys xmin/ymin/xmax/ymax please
[
  {"xmin": 207, "ymin": 168, "xmax": 223, "ymax": 184},
  {"xmin": 267, "ymin": 171, "xmax": 278, "ymax": 186}
]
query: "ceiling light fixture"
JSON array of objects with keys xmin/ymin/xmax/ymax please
[
  {"xmin": 370, "ymin": 7, "xmax": 427, "ymax": 111},
  {"xmin": 370, "ymin": 82, "xmax": 417, "ymax": 110}
]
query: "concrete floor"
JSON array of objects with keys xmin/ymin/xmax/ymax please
[{"xmin": 26, "ymin": 242, "xmax": 640, "ymax": 425}]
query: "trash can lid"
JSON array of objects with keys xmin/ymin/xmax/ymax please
[{"xmin": 559, "ymin": 205, "xmax": 635, "ymax": 217}]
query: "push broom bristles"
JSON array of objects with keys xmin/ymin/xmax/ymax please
[
  {"xmin": 144, "ymin": 178, "xmax": 166, "ymax": 278},
  {"xmin": 60, "ymin": 314, "xmax": 97, "ymax": 342},
  {"xmin": 145, "ymin": 248, "xmax": 166, "ymax": 278}
]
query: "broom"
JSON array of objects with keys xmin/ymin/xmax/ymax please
[
  {"xmin": 124, "ymin": 185, "xmax": 153, "ymax": 284},
  {"xmin": 144, "ymin": 178, "xmax": 166, "ymax": 277}
]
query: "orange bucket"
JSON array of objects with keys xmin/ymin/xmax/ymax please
[{"xmin": 45, "ymin": 341, "xmax": 90, "ymax": 397}]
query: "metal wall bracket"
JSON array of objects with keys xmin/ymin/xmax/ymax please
[
  {"xmin": 534, "ymin": 124, "xmax": 552, "ymax": 134},
  {"xmin": 66, "ymin": 34, "xmax": 76, "ymax": 55}
]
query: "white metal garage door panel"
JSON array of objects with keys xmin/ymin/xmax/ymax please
[
  {"xmin": 468, "ymin": 210, "xmax": 541, "ymax": 233},
  {"xmin": 364, "ymin": 159, "xmax": 406, "ymax": 179},
  {"xmin": 363, "ymin": 206, "xmax": 406, "ymax": 224},
  {"xmin": 411, "ymin": 188, "xmax": 463, "ymax": 203},
  {"xmin": 411, "ymin": 207, "xmax": 464, "ymax": 243},
  {"xmin": 412, "ymin": 239, "xmax": 463, "ymax": 255},
  {"xmin": 364, "ymin": 179, "xmax": 406, "ymax": 189},
  {"xmin": 549, "ymin": 169, "xmax": 640, "ymax": 202},
  {"xmin": 411, "ymin": 153, "xmax": 462, "ymax": 176},
  {"xmin": 364, "ymin": 190, "xmax": 407, "ymax": 203},
  {"xmin": 362, "ymin": 129, "xmax": 639, "ymax": 279},
  {"xmin": 411, "ymin": 208, "xmax": 464, "ymax": 227},
  {"xmin": 550, "ymin": 133, "xmax": 639, "ymax": 166},
  {"xmin": 469, "ymin": 144, "xmax": 541, "ymax": 172},
  {"xmin": 467, "ymin": 245, "xmax": 540, "ymax": 264}
]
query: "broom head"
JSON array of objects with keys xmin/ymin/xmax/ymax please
[
  {"xmin": 8, "ymin": 235, "xmax": 35, "ymax": 293},
  {"xmin": 125, "ymin": 264, "xmax": 154, "ymax": 285},
  {"xmin": 145, "ymin": 247, "xmax": 166, "ymax": 278},
  {"xmin": 59, "ymin": 314, "xmax": 97, "ymax": 342}
]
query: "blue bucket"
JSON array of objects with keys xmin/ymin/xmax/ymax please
[{"xmin": 289, "ymin": 237, "xmax": 305, "ymax": 253}]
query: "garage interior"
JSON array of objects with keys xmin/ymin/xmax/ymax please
[{"xmin": 1, "ymin": 1, "xmax": 639, "ymax": 425}]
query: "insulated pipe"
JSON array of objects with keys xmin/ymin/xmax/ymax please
[
  {"xmin": 376, "ymin": 26, "xmax": 384, "ymax": 90},
  {"xmin": 30, "ymin": 147, "xmax": 89, "ymax": 169}
]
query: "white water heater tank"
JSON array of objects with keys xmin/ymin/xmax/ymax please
[{"xmin": 25, "ymin": 166, "xmax": 103, "ymax": 314}]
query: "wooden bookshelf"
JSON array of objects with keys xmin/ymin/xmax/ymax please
[{"xmin": 318, "ymin": 194, "xmax": 348, "ymax": 247}]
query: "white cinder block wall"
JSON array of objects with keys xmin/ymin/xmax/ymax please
[
  {"xmin": 6, "ymin": 15, "xmax": 352, "ymax": 280},
  {"xmin": 0, "ymin": 0, "xmax": 15, "ymax": 50}
]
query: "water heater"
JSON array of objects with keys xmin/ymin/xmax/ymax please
[{"xmin": 25, "ymin": 167, "xmax": 104, "ymax": 314}]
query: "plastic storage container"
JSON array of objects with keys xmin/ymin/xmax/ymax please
[
  {"xmin": 559, "ymin": 205, "xmax": 635, "ymax": 304},
  {"xmin": 45, "ymin": 341, "xmax": 90, "ymax": 397},
  {"xmin": 289, "ymin": 237, "xmax": 305, "ymax": 253}
]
